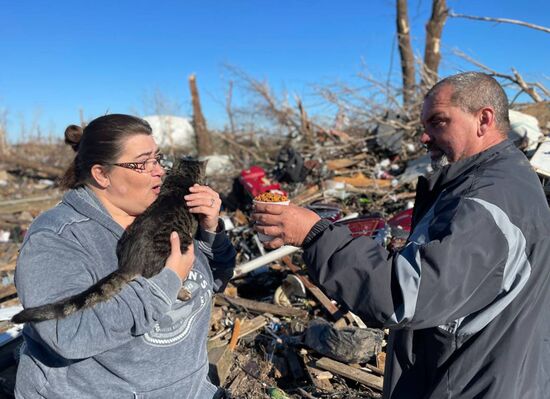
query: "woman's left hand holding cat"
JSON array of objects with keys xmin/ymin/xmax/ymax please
[{"xmin": 185, "ymin": 184, "xmax": 221, "ymax": 232}]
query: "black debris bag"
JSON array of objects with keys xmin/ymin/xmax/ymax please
[
  {"xmin": 304, "ymin": 318, "xmax": 384, "ymax": 364},
  {"xmin": 274, "ymin": 147, "xmax": 308, "ymax": 183}
]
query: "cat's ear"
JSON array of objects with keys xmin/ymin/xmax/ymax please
[
  {"xmin": 198, "ymin": 160, "xmax": 208, "ymax": 178},
  {"xmin": 91, "ymin": 164, "xmax": 111, "ymax": 188}
]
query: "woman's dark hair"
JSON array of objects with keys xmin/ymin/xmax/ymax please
[{"xmin": 59, "ymin": 114, "xmax": 153, "ymax": 189}]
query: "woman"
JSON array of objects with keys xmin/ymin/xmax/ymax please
[{"xmin": 14, "ymin": 114, "xmax": 236, "ymax": 398}]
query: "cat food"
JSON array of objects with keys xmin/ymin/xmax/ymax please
[
  {"xmin": 253, "ymin": 192, "xmax": 289, "ymax": 242},
  {"xmin": 254, "ymin": 192, "xmax": 288, "ymax": 202}
]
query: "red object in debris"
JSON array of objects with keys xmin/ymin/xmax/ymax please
[
  {"xmin": 239, "ymin": 166, "xmax": 286, "ymax": 198},
  {"xmin": 336, "ymin": 216, "xmax": 386, "ymax": 239},
  {"xmin": 387, "ymin": 208, "xmax": 413, "ymax": 233}
]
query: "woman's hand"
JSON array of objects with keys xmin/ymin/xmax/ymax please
[
  {"xmin": 184, "ymin": 184, "xmax": 221, "ymax": 232},
  {"xmin": 165, "ymin": 232, "xmax": 195, "ymax": 281}
]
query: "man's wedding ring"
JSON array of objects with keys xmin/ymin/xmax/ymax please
[{"xmin": 209, "ymin": 198, "xmax": 215, "ymax": 208}]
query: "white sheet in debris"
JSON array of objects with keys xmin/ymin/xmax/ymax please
[{"xmin": 530, "ymin": 139, "xmax": 550, "ymax": 177}]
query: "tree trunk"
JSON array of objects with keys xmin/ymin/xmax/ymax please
[
  {"xmin": 296, "ymin": 97, "xmax": 314, "ymax": 145},
  {"xmin": 225, "ymin": 80, "xmax": 236, "ymax": 136},
  {"xmin": 0, "ymin": 110, "xmax": 8, "ymax": 155},
  {"xmin": 396, "ymin": 0, "xmax": 416, "ymax": 107},
  {"xmin": 0, "ymin": 128, "xmax": 7, "ymax": 156},
  {"xmin": 189, "ymin": 74, "xmax": 213, "ymax": 156},
  {"xmin": 422, "ymin": 0, "xmax": 448, "ymax": 88}
]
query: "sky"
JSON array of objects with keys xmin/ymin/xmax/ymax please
[{"xmin": 1, "ymin": 0, "xmax": 549, "ymax": 142}]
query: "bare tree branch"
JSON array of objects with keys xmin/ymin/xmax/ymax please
[
  {"xmin": 295, "ymin": 96, "xmax": 314, "ymax": 145},
  {"xmin": 223, "ymin": 64, "xmax": 302, "ymax": 137},
  {"xmin": 454, "ymin": 50, "xmax": 548, "ymax": 102},
  {"xmin": 449, "ymin": 12, "xmax": 550, "ymax": 34},
  {"xmin": 512, "ymin": 68, "xmax": 543, "ymax": 102},
  {"xmin": 225, "ymin": 80, "xmax": 236, "ymax": 136},
  {"xmin": 0, "ymin": 108, "xmax": 8, "ymax": 155}
]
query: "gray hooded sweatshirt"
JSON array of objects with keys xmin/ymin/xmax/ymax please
[{"xmin": 14, "ymin": 187, "xmax": 236, "ymax": 398}]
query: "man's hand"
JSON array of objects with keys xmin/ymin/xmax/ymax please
[
  {"xmin": 165, "ymin": 232, "xmax": 195, "ymax": 281},
  {"xmin": 251, "ymin": 203, "xmax": 320, "ymax": 249}
]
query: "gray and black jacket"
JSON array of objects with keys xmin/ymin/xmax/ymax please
[{"xmin": 303, "ymin": 140, "xmax": 550, "ymax": 398}]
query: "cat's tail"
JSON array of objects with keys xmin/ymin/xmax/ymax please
[{"xmin": 11, "ymin": 272, "xmax": 134, "ymax": 324}]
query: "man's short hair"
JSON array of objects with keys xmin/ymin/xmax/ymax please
[{"xmin": 425, "ymin": 72, "xmax": 510, "ymax": 134}]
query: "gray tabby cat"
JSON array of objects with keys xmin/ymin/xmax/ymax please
[{"xmin": 12, "ymin": 158, "xmax": 204, "ymax": 323}]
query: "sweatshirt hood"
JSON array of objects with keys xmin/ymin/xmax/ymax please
[{"xmin": 62, "ymin": 186, "xmax": 125, "ymax": 239}]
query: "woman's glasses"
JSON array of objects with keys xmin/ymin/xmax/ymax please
[{"xmin": 111, "ymin": 153, "xmax": 166, "ymax": 173}]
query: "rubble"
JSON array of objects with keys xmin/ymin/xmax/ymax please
[{"xmin": 0, "ymin": 103, "xmax": 548, "ymax": 398}]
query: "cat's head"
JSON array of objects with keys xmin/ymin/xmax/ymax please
[{"xmin": 168, "ymin": 157, "xmax": 207, "ymax": 185}]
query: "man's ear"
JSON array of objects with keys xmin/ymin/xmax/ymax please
[
  {"xmin": 478, "ymin": 107, "xmax": 495, "ymax": 137},
  {"xmin": 91, "ymin": 164, "xmax": 111, "ymax": 188}
]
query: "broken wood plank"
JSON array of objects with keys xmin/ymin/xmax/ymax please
[
  {"xmin": 216, "ymin": 294, "xmax": 308, "ymax": 318},
  {"xmin": 304, "ymin": 363, "xmax": 334, "ymax": 392},
  {"xmin": 0, "ymin": 285, "xmax": 17, "ymax": 303},
  {"xmin": 226, "ymin": 369, "xmax": 247, "ymax": 394},
  {"xmin": 2, "ymin": 153, "xmax": 65, "ymax": 179},
  {"xmin": 376, "ymin": 352, "xmax": 386, "ymax": 373},
  {"xmin": 290, "ymin": 184, "xmax": 320, "ymax": 205},
  {"xmin": 326, "ymin": 154, "xmax": 367, "ymax": 171},
  {"xmin": 0, "ymin": 195, "xmax": 61, "ymax": 214},
  {"xmin": 228, "ymin": 318, "xmax": 242, "ymax": 351},
  {"xmin": 208, "ymin": 344, "xmax": 233, "ymax": 386},
  {"xmin": 0, "ymin": 262, "xmax": 16, "ymax": 274},
  {"xmin": 315, "ymin": 357, "xmax": 383, "ymax": 391},
  {"xmin": 296, "ymin": 387, "xmax": 317, "ymax": 399},
  {"xmin": 281, "ymin": 256, "xmax": 344, "ymax": 321},
  {"xmin": 365, "ymin": 363, "xmax": 385, "ymax": 377},
  {"xmin": 333, "ymin": 172, "xmax": 392, "ymax": 188},
  {"xmin": 238, "ymin": 315, "xmax": 268, "ymax": 339}
]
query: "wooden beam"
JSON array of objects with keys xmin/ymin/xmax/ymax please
[
  {"xmin": 315, "ymin": 357, "xmax": 383, "ymax": 391},
  {"xmin": 238, "ymin": 315, "xmax": 268, "ymax": 338},
  {"xmin": 281, "ymin": 257, "xmax": 344, "ymax": 321},
  {"xmin": 208, "ymin": 344, "xmax": 233, "ymax": 386},
  {"xmin": 216, "ymin": 294, "xmax": 308, "ymax": 318}
]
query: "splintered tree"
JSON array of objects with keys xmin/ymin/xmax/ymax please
[
  {"xmin": 189, "ymin": 74, "xmax": 213, "ymax": 156},
  {"xmin": 0, "ymin": 109, "xmax": 9, "ymax": 155},
  {"xmin": 396, "ymin": 0, "xmax": 416, "ymax": 108},
  {"xmin": 396, "ymin": 0, "xmax": 549, "ymax": 105},
  {"xmin": 396, "ymin": 0, "xmax": 447, "ymax": 106},
  {"xmin": 422, "ymin": 0, "xmax": 448, "ymax": 88}
]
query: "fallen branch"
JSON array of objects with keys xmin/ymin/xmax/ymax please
[
  {"xmin": 454, "ymin": 50, "xmax": 548, "ymax": 102},
  {"xmin": 449, "ymin": 12, "xmax": 550, "ymax": 34},
  {"xmin": 216, "ymin": 294, "xmax": 308, "ymax": 318}
]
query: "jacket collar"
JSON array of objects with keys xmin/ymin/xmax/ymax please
[
  {"xmin": 412, "ymin": 140, "xmax": 515, "ymax": 228},
  {"xmin": 425, "ymin": 139, "xmax": 514, "ymax": 190},
  {"xmin": 63, "ymin": 186, "xmax": 125, "ymax": 238}
]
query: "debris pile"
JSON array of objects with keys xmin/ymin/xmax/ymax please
[{"xmin": 0, "ymin": 103, "xmax": 549, "ymax": 398}]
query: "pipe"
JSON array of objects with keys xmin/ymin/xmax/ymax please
[{"xmin": 232, "ymin": 245, "xmax": 300, "ymax": 278}]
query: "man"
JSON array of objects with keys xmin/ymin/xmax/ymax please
[{"xmin": 252, "ymin": 72, "xmax": 550, "ymax": 398}]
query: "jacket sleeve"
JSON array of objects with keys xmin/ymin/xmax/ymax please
[
  {"xmin": 197, "ymin": 220, "xmax": 236, "ymax": 292},
  {"xmin": 303, "ymin": 197, "xmax": 523, "ymax": 330},
  {"xmin": 14, "ymin": 230, "xmax": 182, "ymax": 360}
]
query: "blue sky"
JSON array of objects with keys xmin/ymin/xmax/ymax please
[{"xmin": 1, "ymin": 0, "xmax": 548, "ymax": 142}]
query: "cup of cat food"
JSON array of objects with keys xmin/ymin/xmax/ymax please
[{"xmin": 253, "ymin": 192, "xmax": 290, "ymax": 242}]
